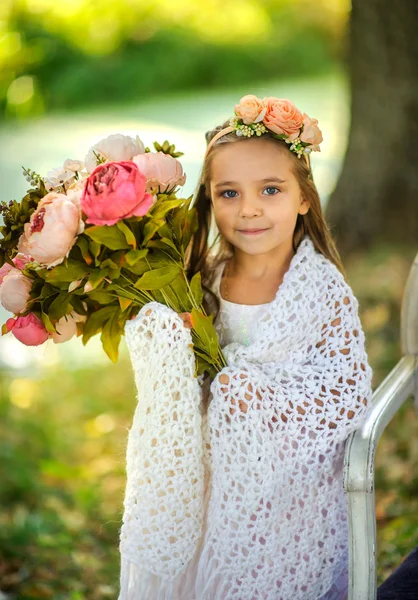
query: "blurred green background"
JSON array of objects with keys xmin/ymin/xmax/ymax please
[{"xmin": 0, "ymin": 0, "xmax": 417, "ymax": 598}]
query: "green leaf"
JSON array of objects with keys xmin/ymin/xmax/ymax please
[
  {"xmin": 147, "ymin": 239, "xmax": 181, "ymax": 260},
  {"xmin": 85, "ymin": 268, "xmax": 108, "ymax": 291},
  {"xmin": 116, "ymin": 221, "xmax": 137, "ymax": 248},
  {"xmin": 89, "ymin": 240, "xmax": 101, "ymax": 260},
  {"xmin": 41, "ymin": 311, "xmax": 57, "ymax": 334},
  {"xmin": 142, "ymin": 219, "xmax": 165, "ymax": 246},
  {"xmin": 150, "ymin": 198, "xmax": 186, "ymax": 220},
  {"xmin": 182, "ymin": 207, "xmax": 198, "ymax": 251},
  {"xmin": 45, "ymin": 260, "xmax": 90, "ymax": 283},
  {"xmin": 125, "ymin": 248, "xmax": 148, "ymax": 266},
  {"xmin": 190, "ymin": 309, "xmax": 219, "ymax": 360},
  {"xmin": 169, "ymin": 272, "xmax": 192, "ymax": 312},
  {"xmin": 118, "ymin": 297, "xmax": 133, "ymax": 311},
  {"xmin": 82, "ymin": 305, "xmax": 116, "ymax": 345},
  {"xmin": 134, "ymin": 265, "xmax": 181, "ymax": 290},
  {"xmin": 194, "ymin": 355, "xmax": 217, "ymax": 379},
  {"xmin": 75, "ymin": 236, "xmax": 93, "ymax": 265},
  {"xmin": 101, "ymin": 310, "xmax": 122, "ymax": 363},
  {"xmin": 84, "ymin": 225, "xmax": 131, "ymax": 250},
  {"xmin": 190, "ymin": 271, "xmax": 203, "ymax": 306},
  {"xmin": 88, "ymin": 291, "xmax": 115, "ymax": 305},
  {"xmin": 48, "ymin": 293, "xmax": 72, "ymax": 321}
]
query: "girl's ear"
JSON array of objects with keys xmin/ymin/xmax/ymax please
[{"xmin": 298, "ymin": 195, "xmax": 310, "ymax": 215}]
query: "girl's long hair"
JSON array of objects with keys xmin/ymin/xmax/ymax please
[{"xmin": 185, "ymin": 119, "xmax": 346, "ymax": 319}]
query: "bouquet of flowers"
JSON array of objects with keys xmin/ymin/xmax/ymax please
[{"xmin": 0, "ymin": 133, "xmax": 226, "ymax": 377}]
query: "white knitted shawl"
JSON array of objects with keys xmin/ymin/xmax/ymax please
[{"xmin": 118, "ymin": 235, "xmax": 373, "ymax": 600}]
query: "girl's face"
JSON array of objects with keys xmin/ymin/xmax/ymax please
[{"xmin": 209, "ymin": 138, "xmax": 310, "ymax": 258}]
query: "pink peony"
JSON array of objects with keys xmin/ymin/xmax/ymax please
[
  {"xmin": 5, "ymin": 313, "xmax": 49, "ymax": 346},
  {"xmin": 0, "ymin": 269, "xmax": 32, "ymax": 314},
  {"xmin": 262, "ymin": 97, "xmax": 304, "ymax": 139},
  {"xmin": 300, "ymin": 113, "xmax": 323, "ymax": 151},
  {"xmin": 51, "ymin": 310, "xmax": 87, "ymax": 344},
  {"xmin": 234, "ymin": 95, "xmax": 267, "ymax": 124},
  {"xmin": 0, "ymin": 254, "xmax": 34, "ymax": 284},
  {"xmin": 12, "ymin": 253, "xmax": 34, "ymax": 270},
  {"xmin": 0, "ymin": 263, "xmax": 13, "ymax": 284},
  {"xmin": 81, "ymin": 161, "xmax": 154, "ymax": 226},
  {"xmin": 131, "ymin": 152, "xmax": 186, "ymax": 194},
  {"xmin": 17, "ymin": 192, "xmax": 85, "ymax": 268}
]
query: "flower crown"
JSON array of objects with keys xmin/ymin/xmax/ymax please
[{"xmin": 206, "ymin": 94, "xmax": 323, "ymax": 160}]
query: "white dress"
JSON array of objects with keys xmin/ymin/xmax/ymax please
[
  {"xmin": 118, "ymin": 235, "xmax": 373, "ymax": 600},
  {"xmin": 211, "ymin": 259, "xmax": 272, "ymax": 348}
]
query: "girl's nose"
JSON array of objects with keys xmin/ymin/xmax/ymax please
[{"xmin": 238, "ymin": 196, "xmax": 262, "ymax": 217}]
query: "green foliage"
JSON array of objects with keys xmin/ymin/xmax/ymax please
[
  {"xmin": 1, "ymin": 2, "xmax": 344, "ymax": 120},
  {"xmin": 84, "ymin": 225, "xmax": 132, "ymax": 251}
]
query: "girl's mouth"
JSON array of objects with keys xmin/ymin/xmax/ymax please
[{"xmin": 238, "ymin": 228, "xmax": 269, "ymax": 236}]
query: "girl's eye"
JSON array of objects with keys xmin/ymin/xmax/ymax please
[
  {"xmin": 263, "ymin": 186, "xmax": 280, "ymax": 195},
  {"xmin": 220, "ymin": 190, "xmax": 238, "ymax": 199}
]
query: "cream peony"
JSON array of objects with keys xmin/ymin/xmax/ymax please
[
  {"xmin": 0, "ymin": 269, "xmax": 32, "ymax": 314},
  {"xmin": 84, "ymin": 134, "xmax": 145, "ymax": 174},
  {"xmin": 51, "ymin": 310, "xmax": 87, "ymax": 344},
  {"xmin": 17, "ymin": 192, "xmax": 85, "ymax": 268}
]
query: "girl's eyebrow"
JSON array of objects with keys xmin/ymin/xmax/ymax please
[{"xmin": 214, "ymin": 176, "xmax": 287, "ymax": 188}]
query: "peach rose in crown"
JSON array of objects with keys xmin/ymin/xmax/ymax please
[
  {"xmin": 262, "ymin": 97, "xmax": 304, "ymax": 139},
  {"xmin": 5, "ymin": 313, "xmax": 49, "ymax": 346},
  {"xmin": 234, "ymin": 95, "xmax": 267, "ymax": 124},
  {"xmin": 81, "ymin": 161, "xmax": 153, "ymax": 226},
  {"xmin": 0, "ymin": 269, "xmax": 32, "ymax": 314},
  {"xmin": 131, "ymin": 152, "xmax": 186, "ymax": 194},
  {"xmin": 17, "ymin": 192, "xmax": 85, "ymax": 268},
  {"xmin": 300, "ymin": 113, "xmax": 323, "ymax": 151}
]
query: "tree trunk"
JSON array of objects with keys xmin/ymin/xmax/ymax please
[{"xmin": 325, "ymin": 0, "xmax": 418, "ymax": 255}]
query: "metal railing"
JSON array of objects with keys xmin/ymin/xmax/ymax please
[{"xmin": 344, "ymin": 251, "xmax": 418, "ymax": 599}]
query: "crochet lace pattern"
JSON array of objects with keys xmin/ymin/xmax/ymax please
[{"xmin": 118, "ymin": 235, "xmax": 373, "ymax": 600}]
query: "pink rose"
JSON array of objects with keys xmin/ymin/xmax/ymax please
[
  {"xmin": 131, "ymin": 152, "xmax": 186, "ymax": 194},
  {"xmin": 81, "ymin": 161, "xmax": 153, "ymax": 226},
  {"xmin": 17, "ymin": 192, "xmax": 85, "ymax": 268},
  {"xmin": 262, "ymin": 97, "xmax": 304, "ymax": 139},
  {"xmin": 234, "ymin": 95, "xmax": 267, "ymax": 124},
  {"xmin": 0, "ymin": 269, "xmax": 32, "ymax": 314},
  {"xmin": 300, "ymin": 113, "xmax": 323, "ymax": 151},
  {"xmin": 5, "ymin": 313, "xmax": 49, "ymax": 346},
  {"xmin": 51, "ymin": 310, "xmax": 87, "ymax": 344}
]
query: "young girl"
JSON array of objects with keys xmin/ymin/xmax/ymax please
[{"xmin": 118, "ymin": 95, "xmax": 374, "ymax": 600}]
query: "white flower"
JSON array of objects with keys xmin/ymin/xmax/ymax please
[
  {"xmin": 84, "ymin": 133, "xmax": 146, "ymax": 174},
  {"xmin": 44, "ymin": 167, "xmax": 76, "ymax": 192},
  {"xmin": 63, "ymin": 158, "xmax": 85, "ymax": 172}
]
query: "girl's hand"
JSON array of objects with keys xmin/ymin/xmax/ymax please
[{"xmin": 178, "ymin": 312, "xmax": 193, "ymax": 329}]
